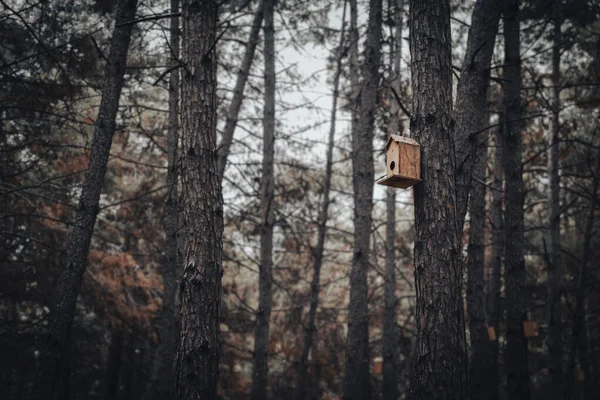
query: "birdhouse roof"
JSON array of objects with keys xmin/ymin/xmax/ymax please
[{"xmin": 385, "ymin": 134, "xmax": 419, "ymax": 149}]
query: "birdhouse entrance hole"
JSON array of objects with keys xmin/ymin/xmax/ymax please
[{"xmin": 376, "ymin": 135, "xmax": 421, "ymax": 189}]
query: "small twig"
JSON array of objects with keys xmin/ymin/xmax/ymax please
[{"xmin": 116, "ymin": 12, "xmax": 181, "ymax": 27}]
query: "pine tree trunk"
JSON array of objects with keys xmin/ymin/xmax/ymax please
[
  {"xmin": 502, "ymin": 1, "xmax": 530, "ymax": 398},
  {"xmin": 251, "ymin": 0, "xmax": 275, "ymax": 398},
  {"xmin": 486, "ymin": 117, "xmax": 504, "ymax": 400},
  {"xmin": 174, "ymin": 0, "xmax": 222, "ymax": 398},
  {"xmin": 453, "ymin": 0, "xmax": 501, "ymax": 230},
  {"xmin": 142, "ymin": 1, "xmax": 181, "ymax": 398},
  {"xmin": 294, "ymin": 3, "xmax": 346, "ymax": 399},
  {"xmin": 217, "ymin": 4, "xmax": 263, "ymax": 182},
  {"xmin": 455, "ymin": 1, "xmax": 501, "ymax": 397},
  {"xmin": 407, "ymin": 0, "xmax": 468, "ymax": 398},
  {"xmin": 566, "ymin": 147, "xmax": 600, "ymax": 399},
  {"xmin": 382, "ymin": 2, "xmax": 403, "ymax": 400},
  {"xmin": 104, "ymin": 331, "xmax": 123, "ymax": 400},
  {"xmin": 547, "ymin": 14, "xmax": 564, "ymax": 400},
  {"xmin": 343, "ymin": 0, "xmax": 382, "ymax": 399},
  {"xmin": 38, "ymin": 1, "xmax": 138, "ymax": 398},
  {"xmin": 467, "ymin": 123, "xmax": 493, "ymax": 400}
]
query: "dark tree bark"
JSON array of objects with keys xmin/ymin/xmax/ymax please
[
  {"xmin": 37, "ymin": 1, "xmax": 138, "ymax": 398},
  {"xmin": 382, "ymin": 2, "xmax": 403, "ymax": 400},
  {"xmin": 485, "ymin": 117, "xmax": 505, "ymax": 400},
  {"xmin": 174, "ymin": 0, "xmax": 222, "ymax": 398},
  {"xmin": 454, "ymin": 0, "xmax": 501, "ymax": 231},
  {"xmin": 217, "ymin": 4, "xmax": 263, "ymax": 182},
  {"xmin": 501, "ymin": 1, "xmax": 530, "ymax": 398},
  {"xmin": 142, "ymin": 1, "xmax": 181, "ymax": 398},
  {"xmin": 343, "ymin": 0, "xmax": 382, "ymax": 399},
  {"xmin": 251, "ymin": 0, "xmax": 275, "ymax": 398},
  {"xmin": 408, "ymin": 0, "xmax": 468, "ymax": 399},
  {"xmin": 547, "ymin": 13, "xmax": 564, "ymax": 399},
  {"xmin": 454, "ymin": 2, "xmax": 501, "ymax": 398},
  {"xmin": 294, "ymin": 3, "xmax": 346, "ymax": 399},
  {"xmin": 105, "ymin": 331, "xmax": 123, "ymax": 400},
  {"xmin": 466, "ymin": 119, "xmax": 494, "ymax": 400},
  {"xmin": 566, "ymin": 146, "xmax": 600, "ymax": 400}
]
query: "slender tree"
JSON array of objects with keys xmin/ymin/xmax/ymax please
[
  {"xmin": 142, "ymin": 1, "xmax": 181, "ymax": 398},
  {"xmin": 454, "ymin": 0, "xmax": 501, "ymax": 229},
  {"xmin": 294, "ymin": 3, "xmax": 346, "ymax": 399},
  {"xmin": 217, "ymin": 3, "xmax": 264, "ymax": 182},
  {"xmin": 454, "ymin": 0, "xmax": 502, "ymax": 397},
  {"xmin": 173, "ymin": 0, "xmax": 222, "ymax": 398},
  {"xmin": 546, "ymin": 11, "xmax": 563, "ymax": 399},
  {"xmin": 502, "ymin": 1, "xmax": 530, "ymax": 398},
  {"xmin": 37, "ymin": 1, "xmax": 138, "ymax": 398},
  {"xmin": 382, "ymin": 2, "xmax": 403, "ymax": 400},
  {"xmin": 408, "ymin": 0, "xmax": 468, "ymax": 398},
  {"xmin": 486, "ymin": 115, "xmax": 505, "ymax": 400},
  {"xmin": 566, "ymin": 144, "xmax": 600, "ymax": 399},
  {"xmin": 343, "ymin": 0, "xmax": 382, "ymax": 398},
  {"xmin": 466, "ymin": 115, "xmax": 493, "ymax": 400},
  {"xmin": 251, "ymin": 0, "xmax": 276, "ymax": 398}
]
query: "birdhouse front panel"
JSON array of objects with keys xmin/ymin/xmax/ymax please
[
  {"xmin": 523, "ymin": 321, "xmax": 538, "ymax": 338},
  {"xmin": 377, "ymin": 135, "xmax": 421, "ymax": 189}
]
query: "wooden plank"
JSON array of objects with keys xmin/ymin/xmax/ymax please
[
  {"xmin": 376, "ymin": 174, "xmax": 421, "ymax": 189},
  {"xmin": 398, "ymin": 143, "xmax": 420, "ymax": 180}
]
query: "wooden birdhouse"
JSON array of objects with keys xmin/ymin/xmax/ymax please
[
  {"xmin": 523, "ymin": 321, "xmax": 538, "ymax": 338},
  {"xmin": 376, "ymin": 134, "xmax": 421, "ymax": 189},
  {"xmin": 487, "ymin": 326, "xmax": 497, "ymax": 341},
  {"xmin": 373, "ymin": 357, "xmax": 383, "ymax": 375}
]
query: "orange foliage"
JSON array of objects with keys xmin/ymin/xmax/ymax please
[{"xmin": 86, "ymin": 249, "xmax": 162, "ymax": 331}]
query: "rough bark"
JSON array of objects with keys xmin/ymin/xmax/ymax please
[
  {"xmin": 547, "ymin": 14, "xmax": 563, "ymax": 400},
  {"xmin": 382, "ymin": 2, "xmax": 403, "ymax": 400},
  {"xmin": 174, "ymin": 0, "xmax": 222, "ymax": 399},
  {"xmin": 454, "ymin": 0, "xmax": 502, "ymax": 230},
  {"xmin": 407, "ymin": 0, "xmax": 469, "ymax": 399},
  {"xmin": 217, "ymin": 4, "xmax": 263, "ymax": 182},
  {"xmin": 501, "ymin": 1, "xmax": 530, "ymax": 398},
  {"xmin": 485, "ymin": 117, "xmax": 504, "ymax": 400},
  {"xmin": 294, "ymin": 3, "xmax": 346, "ymax": 399},
  {"xmin": 142, "ymin": 1, "xmax": 181, "ymax": 399},
  {"xmin": 343, "ymin": 0, "xmax": 382, "ymax": 399},
  {"xmin": 250, "ymin": 0, "xmax": 275, "ymax": 398},
  {"xmin": 37, "ymin": 1, "xmax": 138, "ymax": 398}
]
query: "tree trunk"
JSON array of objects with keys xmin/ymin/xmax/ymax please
[
  {"xmin": 105, "ymin": 331, "xmax": 123, "ymax": 400},
  {"xmin": 217, "ymin": 4, "xmax": 263, "ymax": 182},
  {"xmin": 502, "ymin": 1, "xmax": 530, "ymax": 398},
  {"xmin": 486, "ymin": 116, "xmax": 504, "ymax": 400},
  {"xmin": 454, "ymin": 0, "xmax": 501, "ymax": 230},
  {"xmin": 142, "ymin": 1, "xmax": 181, "ymax": 398},
  {"xmin": 566, "ymin": 146, "xmax": 600, "ymax": 400},
  {"xmin": 38, "ymin": 1, "xmax": 138, "ymax": 398},
  {"xmin": 294, "ymin": 3, "xmax": 346, "ymax": 399},
  {"xmin": 174, "ymin": 0, "xmax": 222, "ymax": 398},
  {"xmin": 467, "ymin": 119, "xmax": 494, "ymax": 400},
  {"xmin": 453, "ymin": 1, "xmax": 501, "ymax": 398},
  {"xmin": 382, "ymin": 2, "xmax": 403, "ymax": 400},
  {"xmin": 547, "ymin": 14, "xmax": 564, "ymax": 400},
  {"xmin": 251, "ymin": 0, "xmax": 275, "ymax": 398},
  {"xmin": 408, "ymin": 0, "xmax": 468, "ymax": 398},
  {"xmin": 343, "ymin": 0, "xmax": 382, "ymax": 399}
]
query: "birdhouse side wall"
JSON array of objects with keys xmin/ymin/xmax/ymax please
[{"xmin": 397, "ymin": 143, "xmax": 420, "ymax": 180}]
